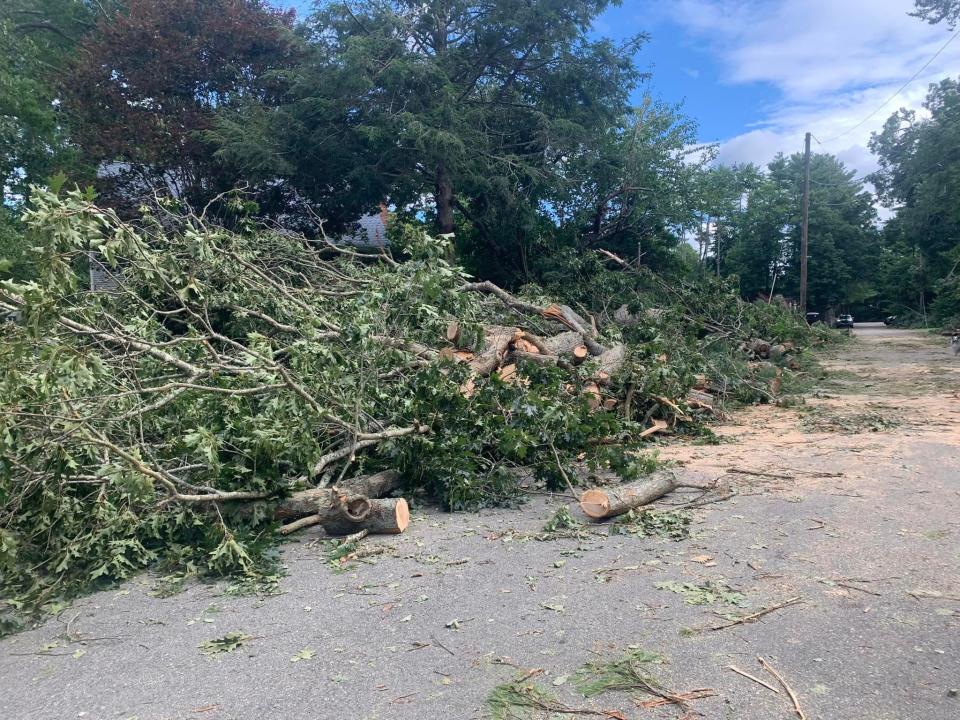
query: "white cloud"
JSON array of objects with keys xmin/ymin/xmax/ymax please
[{"xmin": 670, "ymin": 0, "xmax": 960, "ymax": 178}]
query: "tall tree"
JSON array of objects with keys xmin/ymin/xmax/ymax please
[
  {"xmin": 62, "ymin": 0, "xmax": 296, "ymax": 212},
  {"xmin": 721, "ymin": 153, "xmax": 878, "ymax": 311},
  {"xmin": 0, "ymin": 1, "xmax": 106, "ymax": 200},
  {"xmin": 721, "ymin": 165, "xmax": 786, "ymax": 298},
  {"xmin": 214, "ymin": 0, "xmax": 641, "ymax": 273},
  {"xmin": 553, "ymin": 98, "xmax": 709, "ymax": 271},
  {"xmin": 911, "ymin": 0, "xmax": 960, "ymax": 27},
  {"xmin": 870, "ymin": 78, "xmax": 960, "ymax": 322}
]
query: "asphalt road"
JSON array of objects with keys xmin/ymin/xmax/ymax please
[{"xmin": 2, "ymin": 327, "xmax": 958, "ymax": 720}]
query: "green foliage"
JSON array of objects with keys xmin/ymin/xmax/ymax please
[
  {"xmin": 0, "ymin": 192, "xmax": 650, "ymax": 629},
  {"xmin": 871, "ymin": 79, "xmax": 960, "ymax": 322},
  {"xmin": 399, "ymin": 360, "xmax": 624, "ymax": 510},
  {"xmin": 542, "ymin": 506, "xmax": 583, "ymax": 535},
  {"xmin": 0, "ymin": 1, "xmax": 97, "ymax": 199},
  {"xmin": 198, "ymin": 631, "xmax": 253, "ymax": 655},
  {"xmin": 214, "ymin": 0, "xmax": 644, "ymax": 271},
  {"xmin": 911, "ymin": 0, "xmax": 960, "ymax": 27},
  {"xmin": 487, "ymin": 679, "xmax": 561, "ymax": 720},
  {"xmin": 654, "ymin": 580, "xmax": 747, "ymax": 606},
  {"xmin": 612, "ymin": 509, "xmax": 691, "ymax": 540},
  {"xmin": 720, "ymin": 153, "xmax": 879, "ymax": 313},
  {"xmin": 574, "ymin": 647, "xmax": 662, "ymax": 697}
]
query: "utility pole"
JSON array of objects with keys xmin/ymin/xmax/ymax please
[{"xmin": 799, "ymin": 132, "xmax": 811, "ymax": 315}]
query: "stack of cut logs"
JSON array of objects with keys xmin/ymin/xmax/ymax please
[
  {"xmin": 441, "ymin": 304, "xmax": 627, "ymax": 412},
  {"xmin": 273, "ymin": 298, "xmax": 728, "ymax": 538}
]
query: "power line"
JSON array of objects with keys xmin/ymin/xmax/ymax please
[{"xmin": 817, "ymin": 25, "xmax": 960, "ymax": 143}]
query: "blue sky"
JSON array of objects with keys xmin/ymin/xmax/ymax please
[{"xmin": 274, "ymin": 1, "xmax": 960, "ymax": 178}]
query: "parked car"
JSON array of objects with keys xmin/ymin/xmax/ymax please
[
  {"xmin": 884, "ymin": 315, "xmax": 897, "ymax": 326},
  {"xmin": 805, "ymin": 312, "xmax": 821, "ymax": 324},
  {"xmin": 836, "ymin": 314, "xmax": 854, "ymax": 329}
]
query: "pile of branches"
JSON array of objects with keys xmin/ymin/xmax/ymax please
[{"xmin": 0, "ymin": 190, "xmax": 819, "ymax": 628}]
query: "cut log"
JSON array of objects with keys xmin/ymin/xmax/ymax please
[
  {"xmin": 593, "ymin": 343, "xmax": 626, "ymax": 381},
  {"xmin": 496, "ymin": 363, "xmax": 517, "ymax": 382},
  {"xmin": 517, "ymin": 332, "xmax": 550, "ymax": 355},
  {"xmin": 342, "ymin": 469, "xmax": 402, "ymax": 498},
  {"xmin": 281, "ymin": 498, "xmax": 409, "ymax": 536},
  {"xmin": 748, "ymin": 339, "xmax": 771, "ymax": 359},
  {"xmin": 446, "ymin": 321, "xmax": 461, "ymax": 344},
  {"xmin": 469, "ymin": 325, "xmax": 516, "ymax": 375},
  {"xmin": 275, "ymin": 470, "xmax": 402, "ymax": 520},
  {"xmin": 579, "ymin": 472, "xmax": 678, "ymax": 520},
  {"xmin": 583, "ymin": 381, "xmax": 601, "ymax": 410},
  {"xmin": 686, "ymin": 389, "xmax": 714, "ymax": 411},
  {"xmin": 318, "ymin": 497, "xmax": 409, "ymax": 536},
  {"xmin": 602, "ymin": 398, "xmax": 618, "ymax": 411},
  {"xmin": 543, "ymin": 304, "xmax": 605, "ymax": 356},
  {"xmin": 542, "ymin": 331, "xmax": 585, "ymax": 357},
  {"xmin": 572, "ymin": 345, "xmax": 589, "ymax": 364},
  {"xmin": 639, "ymin": 419, "xmax": 669, "ymax": 438},
  {"xmin": 513, "ymin": 337, "xmax": 541, "ymax": 354}
]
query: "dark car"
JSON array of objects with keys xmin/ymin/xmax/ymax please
[
  {"xmin": 884, "ymin": 315, "xmax": 897, "ymax": 326},
  {"xmin": 836, "ymin": 314, "xmax": 854, "ymax": 329},
  {"xmin": 805, "ymin": 312, "xmax": 821, "ymax": 324}
]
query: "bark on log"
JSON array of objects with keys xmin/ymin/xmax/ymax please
[
  {"xmin": 543, "ymin": 304, "xmax": 605, "ymax": 356},
  {"xmin": 469, "ymin": 325, "xmax": 517, "ymax": 375},
  {"xmin": 342, "ymin": 469, "xmax": 402, "ymax": 498},
  {"xmin": 542, "ymin": 331, "xmax": 585, "ymax": 357},
  {"xmin": 579, "ymin": 472, "xmax": 678, "ymax": 520},
  {"xmin": 593, "ymin": 343, "xmax": 625, "ymax": 381},
  {"xmin": 686, "ymin": 389, "xmax": 714, "ymax": 411},
  {"xmin": 613, "ymin": 305, "xmax": 663, "ymax": 327},
  {"xmin": 280, "ymin": 498, "xmax": 409, "ymax": 536},
  {"xmin": 275, "ymin": 470, "xmax": 401, "ymax": 520},
  {"xmin": 512, "ymin": 349, "xmax": 560, "ymax": 366},
  {"xmin": 318, "ymin": 497, "xmax": 409, "ymax": 536}
]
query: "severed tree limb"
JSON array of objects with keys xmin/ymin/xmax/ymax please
[
  {"xmin": 758, "ymin": 657, "xmax": 807, "ymax": 720},
  {"xmin": 579, "ymin": 472, "xmax": 678, "ymax": 520},
  {"xmin": 278, "ymin": 514, "xmax": 322, "ymax": 535},
  {"xmin": 461, "ymin": 282, "xmax": 606, "ymax": 356},
  {"xmin": 700, "ymin": 597, "xmax": 803, "ymax": 632},
  {"xmin": 727, "ymin": 665, "xmax": 781, "ymax": 694},
  {"xmin": 460, "ymin": 280, "xmax": 545, "ymax": 317}
]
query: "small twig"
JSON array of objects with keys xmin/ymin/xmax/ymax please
[
  {"xmin": 706, "ymin": 596, "xmax": 803, "ymax": 632},
  {"xmin": 726, "ymin": 665, "xmax": 781, "ymax": 694},
  {"xmin": 836, "ymin": 582, "xmax": 880, "ymax": 597},
  {"xmin": 635, "ymin": 688, "xmax": 716, "ymax": 708},
  {"xmin": 549, "ymin": 441, "xmax": 580, "ymax": 501},
  {"xmin": 758, "ymin": 656, "xmax": 807, "ymax": 720},
  {"xmin": 429, "ymin": 633, "xmax": 455, "ymax": 656}
]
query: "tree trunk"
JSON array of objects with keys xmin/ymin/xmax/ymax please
[
  {"xmin": 579, "ymin": 472, "xmax": 678, "ymax": 520},
  {"xmin": 316, "ymin": 497, "xmax": 409, "ymax": 536},
  {"xmin": 274, "ymin": 470, "xmax": 402, "ymax": 520},
  {"xmin": 280, "ymin": 498, "xmax": 409, "ymax": 536},
  {"xmin": 436, "ymin": 164, "xmax": 455, "ymax": 235}
]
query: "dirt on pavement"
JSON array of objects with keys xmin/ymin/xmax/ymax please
[{"xmin": 2, "ymin": 323, "xmax": 958, "ymax": 720}]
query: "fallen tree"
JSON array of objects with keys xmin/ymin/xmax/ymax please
[{"xmin": 0, "ymin": 189, "xmax": 826, "ymax": 631}]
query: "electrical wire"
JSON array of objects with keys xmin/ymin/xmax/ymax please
[{"xmin": 816, "ymin": 25, "xmax": 960, "ymax": 143}]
